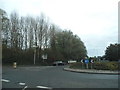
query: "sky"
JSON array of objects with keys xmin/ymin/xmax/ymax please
[{"xmin": 0, "ymin": 0, "xmax": 119, "ymax": 57}]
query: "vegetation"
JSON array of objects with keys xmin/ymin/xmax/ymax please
[
  {"xmin": 93, "ymin": 61, "xmax": 119, "ymax": 71},
  {"xmin": 69, "ymin": 62, "xmax": 86, "ymax": 69},
  {"xmin": 69, "ymin": 61, "xmax": 119, "ymax": 71},
  {"xmin": 69, "ymin": 43, "xmax": 120, "ymax": 71},
  {"xmin": 104, "ymin": 43, "xmax": 120, "ymax": 61},
  {"xmin": 1, "ymin": 9, "xmax": 87, "ymax": 65}
]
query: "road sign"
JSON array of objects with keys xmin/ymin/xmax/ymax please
[
  {"xmin": 42, "ymin": 54, "xmax": 47, "ymax": 59},
  {"xmin": 85, "ymin": 59, "xmax": 89, "ymax": 69},
  {"xmin": 84, "ymin": 59, "xmax": 89, "ymax": 64},
  {"xmin": 91, "ymin": 59, "xmax": 94, "ymax": 63},
  {"xmin": 81, "ymin": 59, "xmax": 83, "ymax": 63}
]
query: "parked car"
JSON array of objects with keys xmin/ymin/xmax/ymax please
[{"xmin": 53, "ymin": 61, "xmax": 65, "ymax": 66}]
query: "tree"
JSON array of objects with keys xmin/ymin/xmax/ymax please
[
  {"xmin": 10, "ymin": 11, "xmax": 20, "ymax": 48},
  {"xmin": 105, "ymin": 43, "xmax": 120, "ymax": 61},
  {"xmin": 0, "ymin": 8, "xmax": 9, "ymax": 46},
  {"xmin": 49, "ymin": 24, "xmax": 58, "ymax": 61},
  {"xmin": 19, "ymin": 16, "xmax": 25, "ymax": 49},
  {"xmin": 49, "ymin": 30, "xmax": 87, "ymax": 61},
  {"xmin": 2, "ymin": 9, "xmax": 88, "ymax": 65}
]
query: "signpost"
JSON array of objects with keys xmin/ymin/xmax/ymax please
[
  {"xmin": 81, "ymin": 59, "xmax": 84, "ymax": 69},
  {"xmin": 42, "ymin": 54, "xmax": 47, "ymax": 62},
  {"xmin": 85, "ymin": 59, "xmax": 89, "ymax": 69},
  {"xmin": 90, "ymin": 59, "xmax": 94, "ymax": 69}
]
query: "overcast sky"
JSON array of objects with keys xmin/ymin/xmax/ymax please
[{"xmin": 0, "ymin": 0, "xmax": 119, "ymax": 57}]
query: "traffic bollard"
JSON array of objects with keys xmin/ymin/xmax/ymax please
[{"xmin": 13, "ymin": 62, "xmax": 17, "ymax": 69}]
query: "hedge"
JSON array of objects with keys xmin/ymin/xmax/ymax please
[
  {"xmin": 69, "ymin": 61, "xmax": 119, "ymax": 71},
  {"xmin": 94, "ymin": 61, "xmax": 119, "ymax": 71}
]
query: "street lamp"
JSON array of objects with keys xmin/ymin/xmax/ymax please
[
  {"xmin": 33, "ymin": 45, "xmax": 38, "ymax": 65},
  {"xmin": 41, "ymin": 48, "xmax": 47, "ymax": 62}
]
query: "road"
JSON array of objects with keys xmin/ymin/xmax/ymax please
[{"xmin": 2, "ymin": 65, "xmax": 118, "ymax": 89}]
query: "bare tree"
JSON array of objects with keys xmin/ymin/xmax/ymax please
[
  {"xmin": 28, "ymin": 16, "xmax": 34, "ymax": 49},
  {"xmin": 10, "ymin": 12, "xmax": 19, "ymax": 48},
  {"xmin": 1, "ymin": 9, "xmax": 10, "ymax": 46},
  {"xmin": 19, "ymin": 17, "xmax": 25, "ymax": 49}
]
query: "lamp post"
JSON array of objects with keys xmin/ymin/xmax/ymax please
[
  {"xmin": 41, "ymin": 47, "xmax": 47, "ymax": 62},
  {"xmin": 33, "ymin": 45, "xmax": 38, "ymax": 65}
]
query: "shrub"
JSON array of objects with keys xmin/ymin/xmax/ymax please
[
  {"xmin": 69, "ymin": 62, "xmax": 83, "ymax": 69},
  {"xmin": 69, "ymin": 61, "xmax": 119, "ymax": 71},
  {"xmin": 93, "ymin": 62, "xmax": 108, "ymax": 70},
  {"xmin": 93, "ymin": 61, "xmax": 118, "ymax": 71},
  {"xmin": 106, "ymin": 61, "xmax": 118, "ymax": 71},
  {"xmin": 69, "ymin": 62, "xmax": 91, "ymax": 69}
]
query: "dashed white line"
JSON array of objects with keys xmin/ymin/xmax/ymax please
[
  {"xmin": 19, "ymin": 82, "xmax": 26, "ymax": 86},
  {"xmin": 36, "ymin": 86, "xmax": 52, "ymax": 89},
  {"xmin": 2, "ymin": 79, "xmax": 52, "ymax": 90},
  {"xmin": 1, "ymin": 79, "xmax": 10, "ymax": 82}
]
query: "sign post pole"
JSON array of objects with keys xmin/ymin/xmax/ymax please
[
  {"xmin": 85, "ymin": 59, "xmax": 89, "ymax": 69},
  {"xmin": 90, "ymin": 59, "xmax": 94, "ymax": 69},
  {"xmin": 86, "ymin": 63, "xmax": 88, "ymax": 69},
  {"xmin": 42, "ymin": 54, "xmax": 47, "ymax": 62},
  {"xmin": 91, "ymin": 63, "xmax": 92, "ymax": 69},
  {"xmin": 81, "ymin": 59, "xmax": 83, "ymax": 69}
]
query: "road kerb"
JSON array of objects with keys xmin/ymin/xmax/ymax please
[{"xmin": 63, "ymin": 68, "xmax": 119, "ymax": 75}]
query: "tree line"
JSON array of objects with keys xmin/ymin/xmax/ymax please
[
  {"xmin": 104, "ymin": 43, "xmax": 120, "ymax": 61},
  {"xmin": 1, "ymin": 9, "xmax": 87, "ymax": 65}
]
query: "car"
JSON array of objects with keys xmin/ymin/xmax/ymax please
[{"xmin": 53, "ymin": 61, "xmax": 65, "ymax": 66}]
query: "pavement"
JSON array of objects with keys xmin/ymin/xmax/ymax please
[{"xmin": 64, "ymin": 67, "xmax": 119, "ymax": 75}]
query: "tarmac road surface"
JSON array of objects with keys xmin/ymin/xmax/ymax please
[{"xmin": 2, "ymin": 66, "xmax": 118, "ymax": 89}]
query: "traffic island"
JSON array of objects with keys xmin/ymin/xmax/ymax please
[{"xmin": 63, "ymin": 68, "xmax": 119, "ymax": 75}]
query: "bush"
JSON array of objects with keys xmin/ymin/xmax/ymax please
[
  {"xmin": 69, "ymin": 62, "xmax": 91, "ymax": 69},
  {"xmin": 93, "ymin": 61, "xmax": 118, "ymax": 71},
  {"xmin": 69, "ymin": 61, "xmax": 119, "ymax": 71},
  {"xmin": 69, "ymin": 62, "xmax": 83, "ymax": 69},
  {"xmin": 93, "ymin": 62, "xmax": 108, "ymax": 70},
  {"xmin": 106, "ymin": 61, "xmax": 119, "ymax": 70}
]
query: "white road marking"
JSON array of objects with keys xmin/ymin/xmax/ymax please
[
  {"xmin": 19, "ymin": 82, "xmax": 26, "ymax": 86},
  {"xmin": 36, "ymin": 86, "xmax": 52, "ymax": 89},
  {"xmin": 1, "ymin": 79, "xmax": 10, "ymax": 82},
  {"xmin": 22, "ymin": 86, "xmax": 28, "ymax": 90}
]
